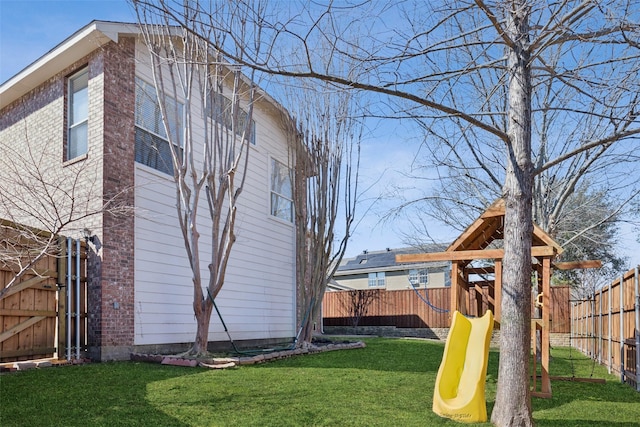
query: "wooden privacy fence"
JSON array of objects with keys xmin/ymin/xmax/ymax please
[
  {"xmin": 0, "ymin": 220, "xmax": 87, "ymax": 363},
  {"xmin": 323, "ymin": 285, "xmax": 571, "ymax": 333},
  {"xmin": 571, "ymin": 266, "xmax": 640, "ymax": 391}
]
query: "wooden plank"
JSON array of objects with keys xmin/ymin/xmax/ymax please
[
  {"xmin": 0, "ymin": 316, "xmax": 46, "ymax": 343},
  {"xmin": 0, "ymin": 273, "xmax": 55, "ymax": 300},
  {"xmin": 554, "ymin": 260, "xmax": 602, "ymax": 270},
  {"xmin": 0, "ymin": 347, "xmax": 56, "ymax": 359},
  {"xmin": 0, "ymin": 309, "xmax": 57, "ymax": 317},
  {"xmin": 396, "ymin": 246, "xmax": 557, "ymax": 263},
  {"xmin": 549, "ymin": 376, "xmax": 606, "ymax": 384}
]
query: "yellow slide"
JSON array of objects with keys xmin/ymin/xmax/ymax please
[{"xmin": 432, "ymin": 310, "xmax": 494, "ymax": 423}]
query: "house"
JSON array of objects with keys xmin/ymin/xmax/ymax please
[
  {"xmin": 332, "ymin": 245, "xmax": 451, "ymax": 291},
  {"xmin": 0, "ymin": 21, "xmax": 299, "ymax": 361}
]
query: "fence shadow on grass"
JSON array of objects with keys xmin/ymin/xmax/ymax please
[
  {"xmin": 1, "ymin": 362, "xmax": 198, "ymax": 427},
  {"xmin": 527, "ymin": 347, "xmax": 640, "ymax": 426}
]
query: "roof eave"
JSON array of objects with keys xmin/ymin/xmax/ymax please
[{"xmin": 0, "ymin": 21, "xmax": 139, "ymax": 110}]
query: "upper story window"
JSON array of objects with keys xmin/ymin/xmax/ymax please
[
  {"xmin": 270, "ymin": 158, "xmax": 292, "ymax": 222},
  {"xmin": 408, "ymin": 268, "xmax": 429, "ymax": 287},
  {"xmin": 368, "ymin": 272, "xmax": 386, "ymax": 288},
  {"xmin": 134, "ymin": 78, "xmax": 183, "ymax": 175},
  {"xmin": 67, "ymin": 68, "xmax": 89, "ymax": 160},
  {"xmin": 208, "ymin": 92, "xmax": 256, "ymax": 145}
]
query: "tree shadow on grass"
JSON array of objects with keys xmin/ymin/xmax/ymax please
[{"xmin": 264, "ymin": 337, "xmax": 447, "ymax": 373}]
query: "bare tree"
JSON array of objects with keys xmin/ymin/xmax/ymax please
[
  {"xmin": 133, "ymin": 1, "xmax": 640, "ymax": 424},
  {"xmin": 134, "ymin": 1, "xmax": 262, "ymax": 355},
  {"xmin": 286, "ymin": 81, "xmax": 361, "ymax": 345},
  {"xmin": 340, "ymin": 289, "xmax": 379, "ymax": 328},
  {"xmin": 0, "ymin": 120, "xmax": 129, "ymax": 299}
]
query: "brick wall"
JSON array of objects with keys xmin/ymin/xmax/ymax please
[
  {"xmin": 88, "ymin": 36, "xmax": 136, "ymax": 361},
  {"xmin": 1, "ymin": 35, "xmax": 137, "ymax": 361}
]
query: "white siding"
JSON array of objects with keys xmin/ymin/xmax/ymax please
[{"xmin": 134, "ymin": 42, "xmax": 296, "ymax": 346}]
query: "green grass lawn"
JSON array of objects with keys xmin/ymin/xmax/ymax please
[{"xmin": 1, "ymin": 338, "xmax": 638, "ymax": 426}]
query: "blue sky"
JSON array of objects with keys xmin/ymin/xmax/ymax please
[
  {"xmin": 0, "ymin": 0, "xmax": 136, "ymax": 83},
  {"xmin": 0, "ymin": 0, "xmax": 428, "ymax": 258},
  {"xmin": 1, "ymin": 0, "xmax": 639, "ymax": 267}
]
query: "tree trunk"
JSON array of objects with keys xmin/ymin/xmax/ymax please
[
  {"xmin": 491, "ymin": 2, "xmax": 534, "ymax": 426},
  {"xmin": 190, "ymin": 300, "xmax": 214, "ymax": 355}
]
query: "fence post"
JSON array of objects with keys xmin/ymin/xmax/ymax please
[
  {"xmin": 609, "ymin": 282, "xmax": 613, "ymax": 374},
  {"xmin": 571, "ymin": 302, "xmax": 575, "ymax": 350},
  {"xmin": 599, "ymin": 288, "xmax": 603, "ymax": 365},
  {"xmin": 620, "ymin": 274, "xmax": 625, "ymax": 383},
  {"xmin": 635, "ymin": 266, "xmax": 639, "ymax": 392},
  {"xmin": 591, "ymin": 295, "xmax": 596, "ymax": 360}
]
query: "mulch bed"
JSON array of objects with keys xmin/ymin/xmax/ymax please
[{"xmin": 131, "ymin": 340, "xmax": 366, "ymax": 369}]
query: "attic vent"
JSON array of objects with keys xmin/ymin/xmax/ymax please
[{"xmin": 359, "ymin": 259, "xmax": 368, "ymax": 264}]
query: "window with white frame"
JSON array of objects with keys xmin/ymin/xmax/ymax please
[
  {"xmin": 368, "ymin": 272, "xmax": 386, "ymax": 288},
  {"xmin": 408, "ymin": 268, "xmax": 429, "ymax": 287},
  {"xmin": 67, "ymin": 68, "xmax": 89, "ymax": 160},
  {"xmin": 270, "ymin": 158, "xmax": 293, "ymax": 222},
  {"xmin": 134, "ymin": 78, "xmax": 183, "ymax": 175},
  {"xmin": 208, "ymin": 91, "xmax": 256, "ymax": 145}
]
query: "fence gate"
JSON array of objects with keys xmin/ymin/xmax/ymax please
[{"xmin": 0, "ymin": 233, "xmax": 87, "ymax": 363}]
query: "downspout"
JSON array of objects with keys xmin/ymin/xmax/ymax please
[
  {"xmin": 76, "ymin": 238, "xmax": 81, "ymax": 360},
  {"xmin": 66, "ymin": 237, "xmax": 72, "ymax": 361}
]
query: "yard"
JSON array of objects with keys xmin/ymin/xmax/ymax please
[{"xmin": 1, "ymin": 338, "xmax": 638, "ymax": 426}]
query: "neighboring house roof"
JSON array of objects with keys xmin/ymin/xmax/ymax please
[
  {"xmin": 334, "ymin": 245, "xmax": 450, "ymax": 276},
  {"xmin": 326, "ymin": 279, "xmax": 353, "ymax": 291}
]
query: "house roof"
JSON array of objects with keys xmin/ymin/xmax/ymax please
[
  {"xmin": 1, "ymin": 21, "xmax": 139, "ymax": 110},
  {"xmin": 0, "ymin": 20, "xmax": 292, "ymax": 123},
  {"xmin": 396, "ymin": 198, "xmax": 563, "ymax": 265},
  {"xmin": 334, "ymin": 245, "xmax": 450, "ymax": 276},
  {"xmin": 446, "ymin": 198, "xmax": 563, "ymax": 254}
]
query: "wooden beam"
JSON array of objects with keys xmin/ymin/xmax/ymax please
[
  {"xmin": 480, "ymin": 198, "xmax": 505, "ymax": 218},
  {"xmin": 553, "ymin": 260, "xmax": 602, "ymax": 270},
  {"xmin": 495, "ymin": 260, "xmax": 502, "ymax": 323},
  {"xmin": 451, "ymin": 262, "xmax": 459, "ymax": 316},
  {"xmin": 465, "ymin": 267, "xmax": 496, "ymax": 275},
  {"xmin": 541, "ymin": 256, "xmax": 552, "ymax": 396},
  {"xmin": 532, "ymin": 224, "xmax": 564, "ymax": 255},
  {"xmin": 396, "ymin": 246, "xmax": 557, "ymax": 263}
]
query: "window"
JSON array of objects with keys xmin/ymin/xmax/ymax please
[
  {"xmin": 408, "ymin": 269, "xmax": 429, "ymax": 287},
  {"xmin": 368, "ymin": 272, "xmax": 385, "ymax": 288},
  {"xmin": 208, "ymin": 91, "xmax": 256, "ymax": 145},
  {"xmin": 134, "ymin": 78, "xmax": 183, "ymax": 175},
  {"xmin": 270, "ymin": 158, "xmax": 293, "ymax": 222},
  {"xmin": 67, "ymin": 68, "xmax": 89, "ymax": 159}
]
